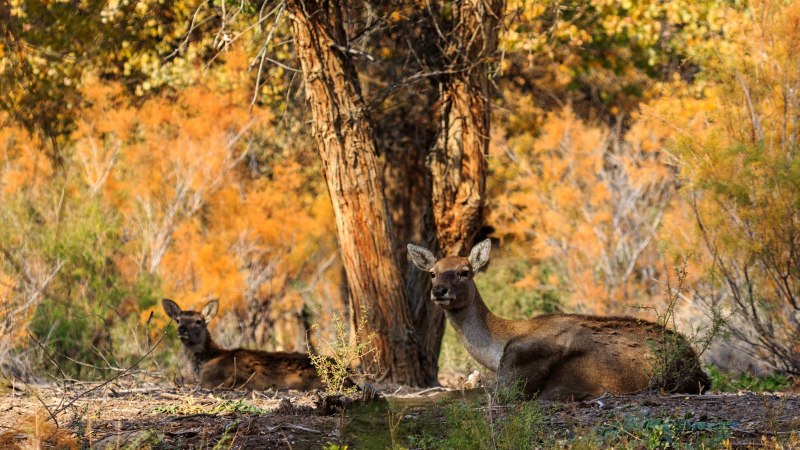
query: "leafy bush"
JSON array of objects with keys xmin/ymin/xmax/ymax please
[
  {"xmin": 0, "ymin": 174, "xmax": 166, "ymax": 379},
  {"xmin": 664, "ymin": 0, "xmax": 800, "ymax": 375},
  {"xmin": 309, "ymin": 307, "xmax": 379, "ymax": 396},
  {"xmin": 475, "ymin": 257, "xmax": 562, "ymax": 319},
  {"xmin": 647, "ymin": 262, "xmax": 723, "ymax": 392}
]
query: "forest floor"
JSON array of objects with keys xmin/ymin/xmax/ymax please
[{"xmin": 1, "ymin": 375, "xmax": 799, "ymax": 449}]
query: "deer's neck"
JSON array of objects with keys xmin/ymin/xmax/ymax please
[
  {"xmin": 184, "ymin": 335, "xmax": 225, "ymax": 376},
  {"xmin": 445, "ymin": 288, "xmax": 516, "ymax": 372}
]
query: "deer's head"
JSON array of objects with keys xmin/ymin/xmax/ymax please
[
  {"xmin": 162, "ymin": 298, "xmax": 218, "ymax": 353},
  {"xmin": 407, "ymin": 239, "xmax": 491, "ymax": 311}
]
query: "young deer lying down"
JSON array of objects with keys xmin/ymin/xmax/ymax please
[
  {"xmin": 408, "ymin": 240, "xmax": 710, "ymax": 401},
  {"xmin": 162, "ymin": 298, "xmax": 323, "ymax": 391}
]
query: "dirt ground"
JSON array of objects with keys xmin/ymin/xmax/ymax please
[{"xmin": 1, "ymin": 377, "xmax": 799, "ymax": 449}]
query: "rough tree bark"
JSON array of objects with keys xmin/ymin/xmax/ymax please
[
  {"xmin": 418, "ymin": 0, "xmax": 506, "ymax": 375},
  {"xmin": 285, "ymin": 0, "xmax": 427, "ymax": 385}
]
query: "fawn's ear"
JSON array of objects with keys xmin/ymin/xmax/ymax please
[
  {"xmin": 468, "ymin": 239, "xmax": 492, "ymax": 271},
  {"xmin": 162, "ymin": 298, "xmax": 182, "ymax": 320},
  {"xmin": 201, "ymin": 300, "xmax": 219, "ymax": 322},
  {"xmin": 407, "ymin": 243, "xmax": 437, "ymax": 271}
]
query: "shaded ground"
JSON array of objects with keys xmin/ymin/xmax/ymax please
[{"xmin": 1, "ymin": 378, "xmax": 799, "ymax": 449}]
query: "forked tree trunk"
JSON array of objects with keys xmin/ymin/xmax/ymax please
[
  {"xmin": 430, "ymin": 76, "xmax": 491, "ymax": 256},
  {"xmin": 420, "ymin": 0, "xmax": 505, "ymax": 373},
  {"xmin": 286, "ymin": 0, "xmax": 427, "ymax": 385}
]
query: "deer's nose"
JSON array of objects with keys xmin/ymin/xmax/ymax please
[
  {"xmin": 432, "ymin": 285, "xmax": 449, "ymax": 298},
  {"xmin": 178, "ymin": 325, "xmax": 187, "ymax": 334}
]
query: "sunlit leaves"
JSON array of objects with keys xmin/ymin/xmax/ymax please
[
  {"xmin": 1, "ymin": 0, "xmax": 216, "ymax": 143},
  {"xmin": 502, "ymin": 0, "xmax": 729, "ymax": 119}
]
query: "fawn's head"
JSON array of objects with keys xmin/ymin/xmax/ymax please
[
  {"xmin": 407, "ymin": 239, "xmax": 491, "ymax": 311},
  {"xmin": 162, "ymin": 298, "xmax": 218, "ymax": 352}
]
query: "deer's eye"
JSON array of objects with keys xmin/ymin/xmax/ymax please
[
  {"xmin": 430, "ymin": 272, "xmax": 436, "ymax": 279},
  {"xmin": 195, "ymin": 319, "xmax": 203, "ymax": 325},
  {"xmin": 459, "ymin": 270, "xmax": 470, "ymax": 278}
]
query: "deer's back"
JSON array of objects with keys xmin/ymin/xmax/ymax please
[
  {"xmin": 532, "ymin": 313, "xmax": 669, "ymax": 340},
  {"xmin": 199, "ymin": 350, "xmax": 323, "ymax": 391}
]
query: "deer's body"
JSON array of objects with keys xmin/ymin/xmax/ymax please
[
  {"xmin": 163, "ymin": 299, "xmax": 323, "ymax": 391},
  {"xmin": 408, "ymin": 240, "xmax": 710, "ymax": 401}
]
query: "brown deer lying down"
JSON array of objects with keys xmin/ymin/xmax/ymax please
[
  {"xmin": 408, "ymin": 240, "xmax": 711, "ymax": 401},
  {"xmin": 162, "ymin": 298, "xmax": 323, "ymax": 391}
]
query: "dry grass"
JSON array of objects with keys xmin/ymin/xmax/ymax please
[{"xmin": 0, "ymin": 408, "xmax": 78, "ymax": 450}]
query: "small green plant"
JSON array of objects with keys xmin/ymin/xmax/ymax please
[
  {"xmin": 706, "ymin": 365, "xmax": 792, "ymax": 392},
  {"xmin": 646, "ymin": 261, "xmax": 724, "ymax": 392},
  {"xmin": 437, "ymin": 400, "xmax": 492, "ymax": 448},
  {"xmin": 405, "ymin": 382, "xmax": 543, "ymax": 450},
  {"xmin": 387, "ymin": 405, "xmax": 408, "ymax": 450},
  {"xmin": 209, "ymin": 399, "xmax": 268, "ymax": 415},
  {"xmin": 321, "ymin": 443, "xmax": 348, "ymax": 450},
  {"xmin": 490, "ymin": 376, "xmax": 527, "ymax": 406},
  {"xmin": 309, "ymin": 306, "xmax": 380, "ymax": 396},
  {"xmin": 594, "ymin": 414, "xmax": 732, "ymax": 449},
  {"xmin": 212, "ymin": 419, "xmax": 239, "ymax": 450},
  {"xmin": 434, "ymin": 398, "xmax": 543, "ymax": 450},
  {"xmin": 495, "ymin": 401, "xmax": 543, "ymax": 449},
  {"xmin": 153, "ymin": 403, "xmax": 185, "ymax": 415}
]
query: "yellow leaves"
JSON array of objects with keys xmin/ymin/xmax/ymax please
[
  {"xmin": 501, "ymin": 0, "xmax": 729, "ymax": 121},
  {"xmin": 8, "ymin": 0, "xmax": 26, "ymax": 17}
]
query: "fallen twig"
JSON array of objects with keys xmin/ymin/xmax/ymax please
[
  {"xmin": 265, "ymin": 424, "xmax": 322, "ymax": 435},
  {"xmin": 166, "ymin": 412, "xmax": 219, "ymax": 422}
]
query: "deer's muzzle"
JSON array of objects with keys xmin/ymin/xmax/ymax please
[{"xmin": 431, "ymin": 285, "xmax": 454, "ymax": 305}]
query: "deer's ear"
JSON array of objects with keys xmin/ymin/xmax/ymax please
[
  {"xmin": 407, "ymin": 244, "xmax": 437, "ymax": 271},
  {"xmin": 468, "ymin": 239, "xmax": 492, "ymax": 271},
  {"xmin": 201, "ymin": 300, "xmax": 219, "ymax": 322},
  {"xmin": 162, "ymin": 298, "xmax": 182, "ymax": 320}
]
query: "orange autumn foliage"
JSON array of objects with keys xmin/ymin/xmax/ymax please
[{"xmin": 489, "ymin": 106, "xmax": 678, "ymax": 315}]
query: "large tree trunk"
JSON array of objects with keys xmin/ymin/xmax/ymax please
[
  {"xmin": 285, "ymin": 0, "xmax": 427, "ymax": 385},
  {"xmin": 420, "ymin": 0, "xmax": 506, "ymax": 373}
]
